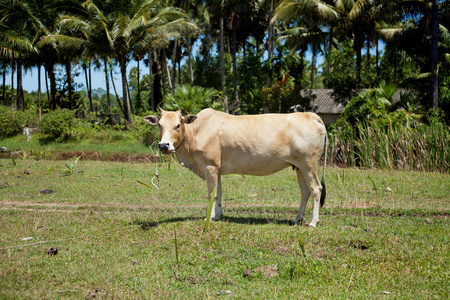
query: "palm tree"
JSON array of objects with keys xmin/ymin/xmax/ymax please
[
  {"xmin": 0, "ymin": 0, "xmax": 40, "ymax": 110},
  {"xmin": 205, "ymin": 0, "xmax": 228, "ymax": 112},
  {"xmin": 273, "ymin": 0, "xmax": 391, "ymax": 91},
  {"xmin": 4, "ymin": 0, "xmax": 75, "ymax": 110},
  {"xmin": 272, "ymin": 0, "xmax": 338, "ymax": 87},
  {"xmin": 381, "ymin": 0, "xmax": 444, "ymax": 109},
  {"xmin": 58, "ymin": 0, "xmax": 195, "ymax": 122},
  {"xmin": 206, "ymin": 0, "xmax": 263, "ymax": 115},
  {"xmin": 430, "ymin": 0, "xmax": 439, "ymax": 109}
]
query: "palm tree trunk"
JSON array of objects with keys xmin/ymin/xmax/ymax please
[
  {"xmin": 152, "ymin": 54, "xmax": 163, "ymax": 110},
  {"xmin": 2, "ymin": 64, "xmax": 6, "ymax": 105},
  {"xmin": 65, "ymin": 60, "xmax": 73, "ymax": 110},
  {"xmin": 88, "ymin": 62, "xmax": 93, "ymax": 110},
  {"xmin": 38, "ymin": 64, "xmax": 42, "ymax": 120},
  {"xmin": 17, "ymin": 60, "xmax": 24, "ymax": 111},
  {"xmin": 376, "ymin": 38, "xmax": 379, "ymax": 83},
  {"xmin": 84, "ymin": 61, "xmax": 93, "ymax": 112},
  {"xmin": 366, "ymin": 37, "xmax": 371, "ymax": 88},
  {"xmin": 148, "ymin": 51, "xmax": 155, "ymax": 110},
  {"xmin": 160, "ymin": 51, "xmax": 166, "ymax": 98},
  {"xmin": 266, "ymin": 0, "xmax": 274, "ymax": 86},
  {"xmin": 127, "ymin": 82, "xmax": 134, "ymax": 114},
  {"xmin": 366, "ymin": 37, "xmax": 370, "ymax": 66},
  {"xmin": 45, "ymin": 70, "xmax": 50, "ymax": 104},
  {"xmin": 172, "ymin": 41, "xmax": 177, "ymax": 91},
  {"xmin": 163, "ymin": 48, "xmax": 173, "ymax": 93},
  {"xmin": 220, "ymin": 15, "xmax": 228, "ymax": 113},
  {"xmin": 104, "ymin": 59, "xmax": 111, "ymax": 117},
  {"xmin": 110, "ymin": 61, "xmax": 123, "ymax": 115},
  {"xmin": 300, "ymin": 48, "xmax": 305, "ymax": 82},
  {"xmin": 232, "ymin": 29, "xmax": 239, "ymax": 115},
  {"xmin": 310, "ymin": 46, "xmax": 316, "ymax": 89},
  {"xmin": 47, "ymin": 65, "xmax": 57, "ymax": 110},
  {"xmin": 10, "ymin": 58, "xmax": 14, "ymax": 108},
  {"xmin": 178, "ymin": 59, "xmax": 181, "ymax": 86},
  {"xmin": 119, "ymin": 57, "xmax": 132, "ymax": 123},
  {"xmin": 430, "ymin": 0, "xmax": 439, "ymax": 109},
  {"xmin": 186, "ymin": 34, "xmax": 194, "ymax": 85},
  {"xmin": 355, "ymin": 45, "xmax": 362, "ymax": 90},
  {"xmin": 326, "ymin": 26, "xmax": 333, "ymax": 75},
  {"xmin": 137, "ymin": 58, "xmax": 141, "ymax": 112}
]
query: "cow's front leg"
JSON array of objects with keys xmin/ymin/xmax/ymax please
[{"xmin": 205, "ymin": 166, "xmax": 222, "ymax": 221}]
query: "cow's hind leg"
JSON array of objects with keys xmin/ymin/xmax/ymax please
[
  {"xmin": 204, "ymin": 166, "xmax": 222, "ymax": 221},
  {"xmin": 293, "ymin": 165, "xmax": 323, "ymax": 227},
  {"xmin": 293, "ymin": 169, "xmax": 310, "ymax": 225}
]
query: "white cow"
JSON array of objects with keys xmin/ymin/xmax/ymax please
[{"xmin": 144, "ymin": 108, "xmax": 327, "ymax": 227}]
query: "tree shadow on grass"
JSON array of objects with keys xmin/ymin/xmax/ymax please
[
  {"xmin": 222, "ymin": 216, "xmax": 293, "ymax": 225},
  {"xmin": 133, "ymin": 215, "xmax": 293, "ymax": 230},
  {"xmin": 132, "ymin": 216, "xmax": 203, "ymax": 230}
]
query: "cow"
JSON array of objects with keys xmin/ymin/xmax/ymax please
[{"xmin": 144, "ymin": 108, "xmax": 328, "ymax": 227}]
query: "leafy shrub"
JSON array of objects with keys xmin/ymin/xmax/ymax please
[
  {"xmin": 163, "ymin": 85, "xmax": 221, "ymax": 114},
  {"xmin": 0, "ymin": 106, "xmax": 25, "ymax": 138},
  {"xmin": 40, "ymin": 109, "xmax": 82, "ymax": 141},
  {"xmin": 339, "ymin": 90, "xmax": 390, "ymax": 125},
  {"xmin": 129, "ymin": 114, "xmax": 159, "ymax": 146}
]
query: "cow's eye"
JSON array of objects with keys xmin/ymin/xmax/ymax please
[{"xmin": 175, "ymin": 124, "xmax": 180, "ymax": 131}]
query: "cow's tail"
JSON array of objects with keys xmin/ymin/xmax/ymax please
[{"xmin": 320, "ymin": 133, "xmax": 327, "ymax": 207}]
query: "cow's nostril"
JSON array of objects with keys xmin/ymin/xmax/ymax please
[{"xmin": 158, "ymin": 143, "xmax": 169, "ymax": 151}]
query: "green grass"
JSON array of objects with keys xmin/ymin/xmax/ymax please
[{"xmin": 0, "ymin": 158, "xmax": 449, "ymax": 299}]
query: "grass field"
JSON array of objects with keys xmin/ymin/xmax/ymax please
[{"xmin": 0, "ymin": 156, "xmax": 449, "ymax": 299}]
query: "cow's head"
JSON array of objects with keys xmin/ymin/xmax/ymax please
[{"xmin": 143, "ymin": 107, "xmax": 197, "ymax": 154}]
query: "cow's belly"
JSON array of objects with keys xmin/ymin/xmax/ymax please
[{"xmin": 219, "ymin": 155, "xmax": 291, "ymax": 176}]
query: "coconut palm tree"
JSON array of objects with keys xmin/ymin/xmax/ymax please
[
  {"xmin": 273, "ymin": 0, "xmax": 392, "ymax": 90},
  {"xmin": 57, "ymin": 0, "xmax": 195, "ymax": 123},
  {"xmin": 0, "ymin": 0, "xmax": 40, "ymax": 110},
  {"xmin": 2, "ymin": 0, "xmax": 76, "ymax": 110},
  {"xmin": 380, "ymin": 0, "xmax": 445, "ymax": 109},
  {"xmin": 272, "ymin": 0, "xmax": 338, "ymax": 87}
]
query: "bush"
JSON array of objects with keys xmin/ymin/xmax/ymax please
[
  {"xmin": 0, "ymin": 106, "xmax": 25, "ymax": 138},
  {"xmin": 339, "ymin": 90, "xmax": 390, "ymax": 125},
  {"xmin": 129, "ymin": 114, "xmax": 159, "ymax": 146},
  {"xmin": 40, "ymin": 109, "xmax": 82, "ymax": 141},
  {"xmin": 163, "ymin": 85, "xmax": 221, "ymax": 114}
]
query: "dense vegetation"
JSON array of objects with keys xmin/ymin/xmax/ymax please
[{"xmin": 1, "ymin": 0, "xmax": 449, "ymax": 173}]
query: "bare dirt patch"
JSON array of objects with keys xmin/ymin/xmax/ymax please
[{"xmin": 50, "ymin": 151, "xmax": 158, "ymax": 163}]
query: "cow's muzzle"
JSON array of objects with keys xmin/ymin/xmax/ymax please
[{"xmin": 158, "ymin": 142, "xmax": 173, "ymax": 154}]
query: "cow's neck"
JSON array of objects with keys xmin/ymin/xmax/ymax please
[{"xmin": 174, "ymin": 124, "xmax": 205, "ymax": 180}]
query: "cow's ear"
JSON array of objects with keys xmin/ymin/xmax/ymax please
[
  {"xmin": 143, "ymin": 116, "xmax": 159, "ymax": 125},
  {"xmin": 157, "ymin": 106, "xmax": 165, "ymax": 114},
  {"xmin": 183, "ymin": 114, "xmax": 198, "ymax": 124}
]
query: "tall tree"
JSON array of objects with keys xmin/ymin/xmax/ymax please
[
  {"xmin": 0, "ymin": 0, "xmax": 39, "ymax": 108},
  {"xmin": 430, "ymin": 0, "xmax": 439, "ymax": 109},
  {"xmin": 273, "ymin": 0, "xmax": 389, "ymax": 91},
  {"xmin": 58, "ymin": 0, "xmax": 195, "ymax": 122}
]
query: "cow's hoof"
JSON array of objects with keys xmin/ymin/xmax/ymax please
[
  {"xmin": 307, "ymin": 223, "xmax": 317, "ymax": 228},
  {"xmin": 213, "ymin": 216, "xmax": 221, "ymax": 221},
  {"xmin": 291, "ymin": 219, "xmax": 302, "ymax": 226}
]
